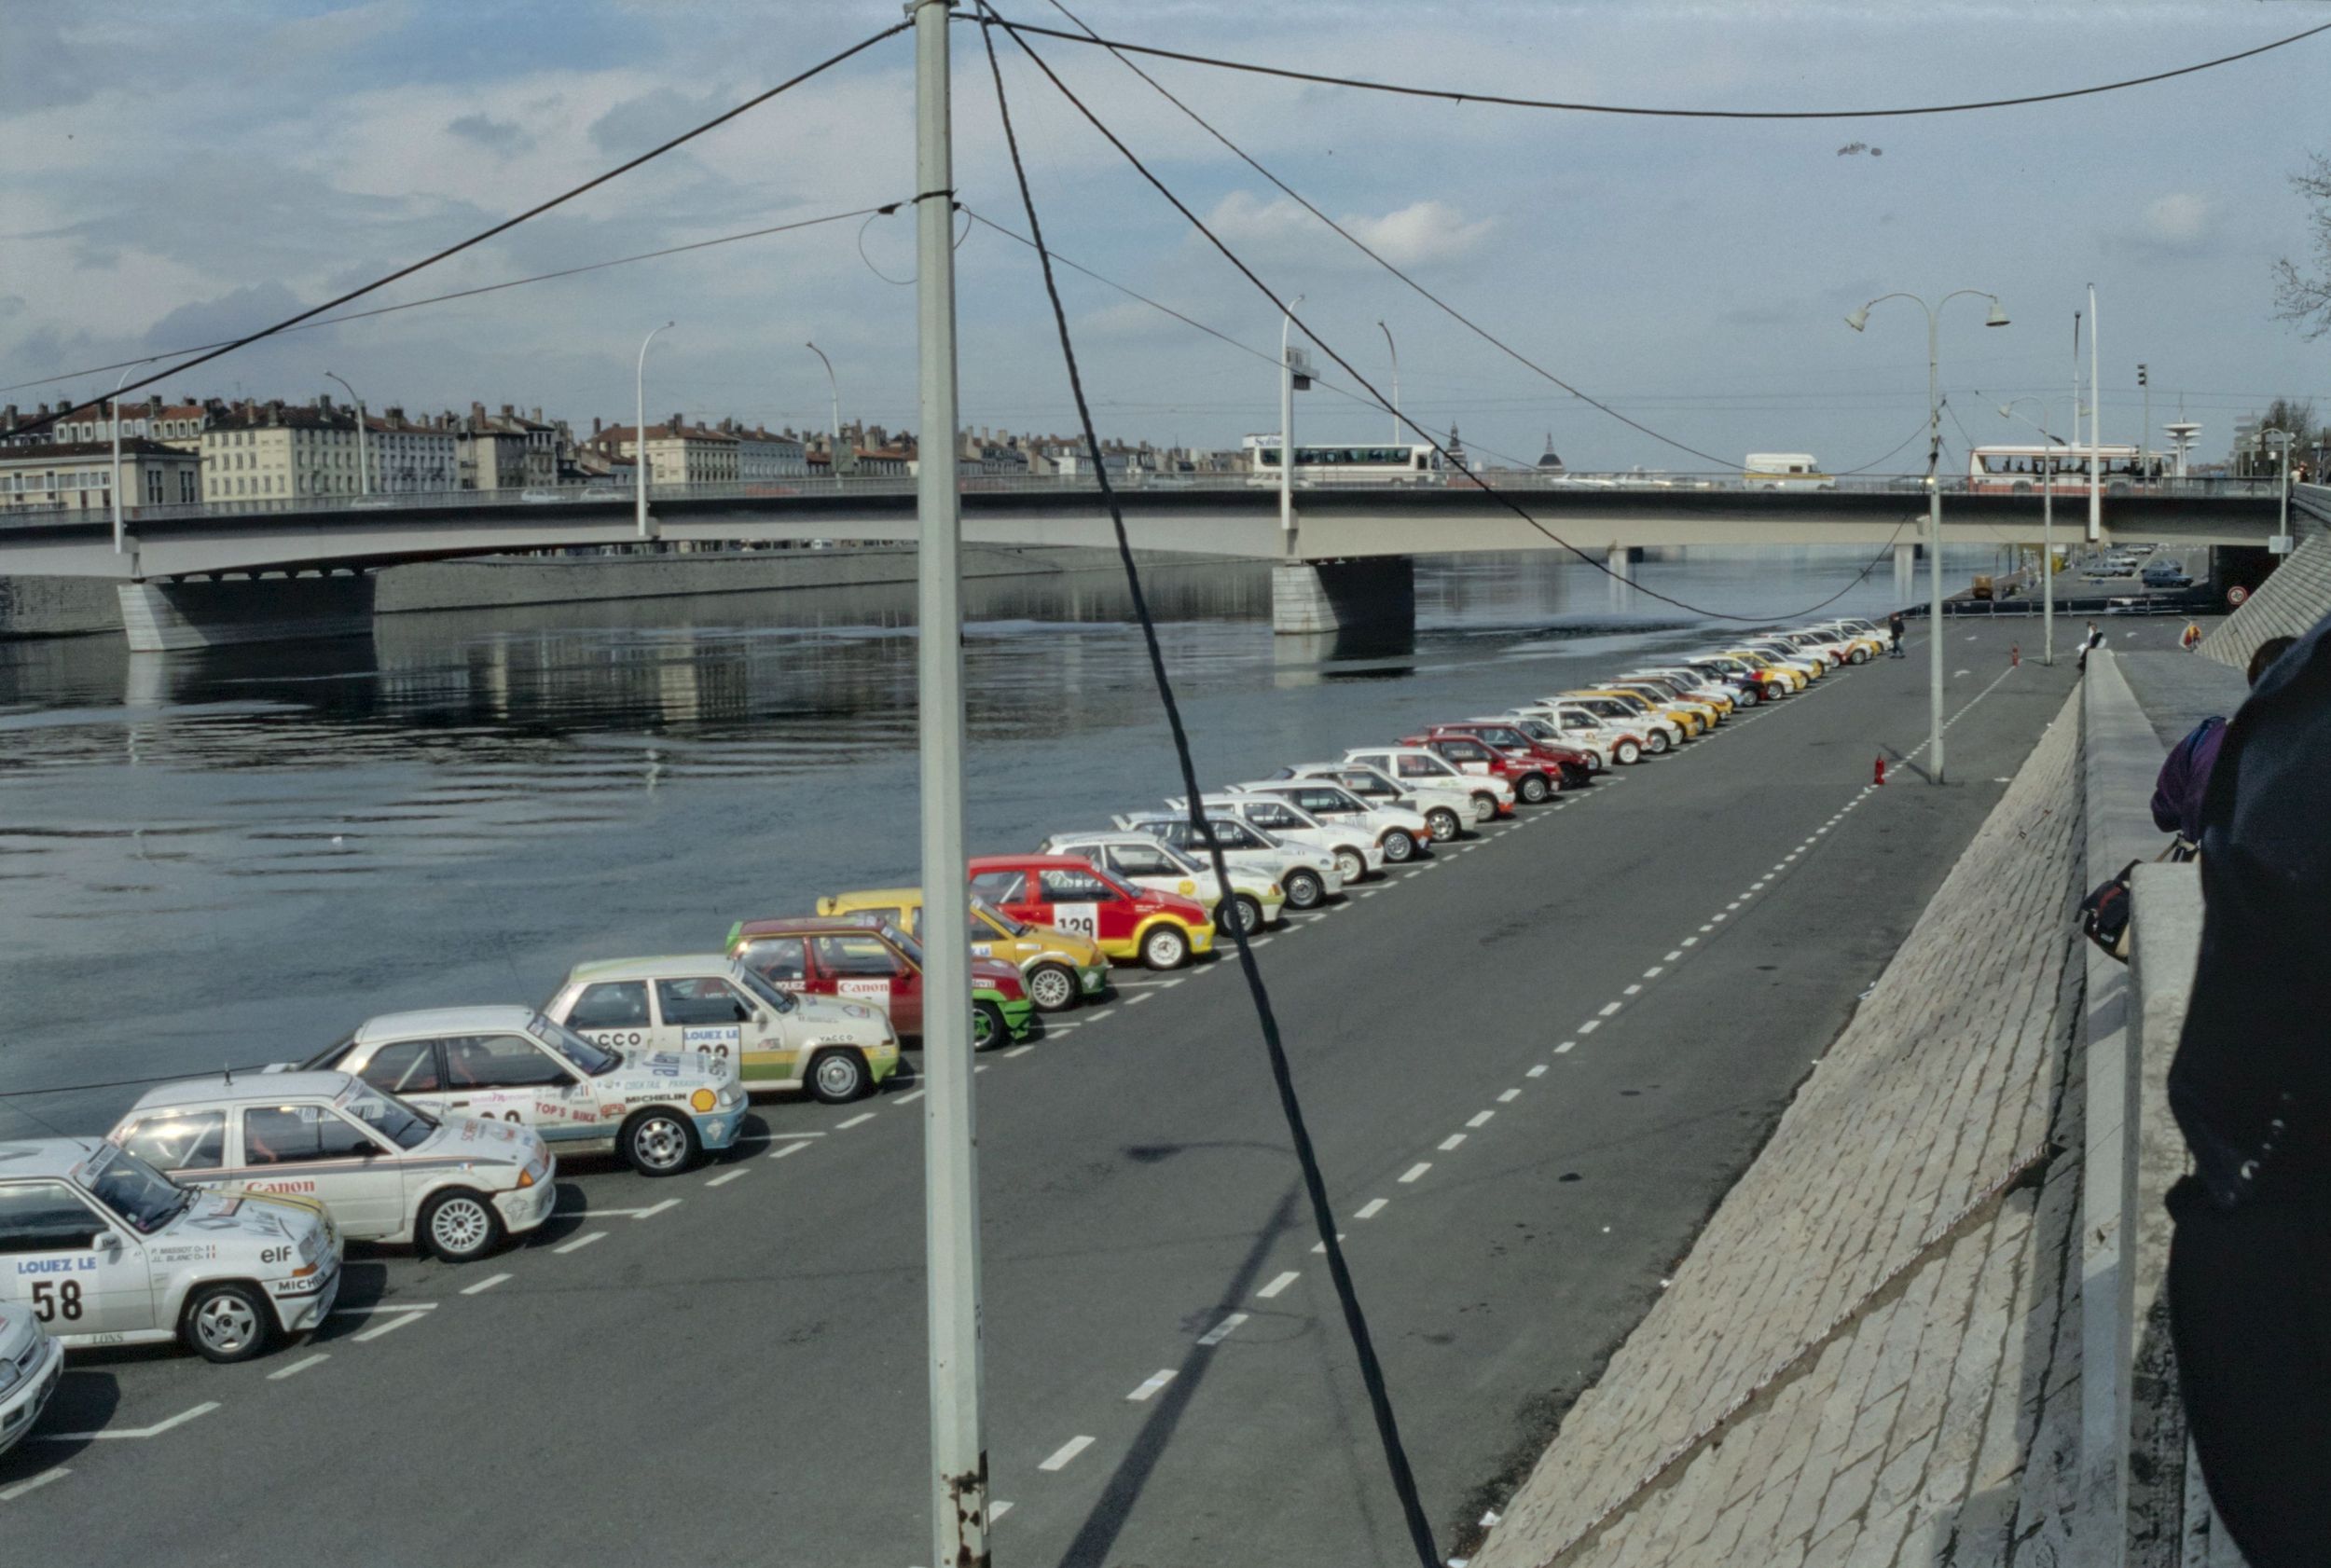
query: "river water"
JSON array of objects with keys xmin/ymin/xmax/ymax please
[{"xmin": 0, "ymin": 546, "xmax": 1999, "ymax": 1130}]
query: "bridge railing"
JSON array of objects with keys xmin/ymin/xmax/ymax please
[{"xmin": 0, "ymin": 470, "xmax": 2279, "ymax": 531}]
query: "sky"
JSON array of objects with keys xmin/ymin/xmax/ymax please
[{"xmin": 2, "ymin": 0, "xmax": 2325, "ymax": 475}]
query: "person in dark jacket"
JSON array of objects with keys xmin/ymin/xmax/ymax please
[
  {"xmin": 1886, "ymin": 610, "xmax": 1905, "ymax": 658},
  {"xmin": 2166, "ymin": 619, "xmax": 2331, "ymax": 1564},
  {"xmin": 2148, "ymin": 637, "xmax": 2297, "ymax": 846}
]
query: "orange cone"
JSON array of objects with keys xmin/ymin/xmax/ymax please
[
  {"xmin": 1874, "ymin": 754, "xmax": 1888, "ymax": 786},
  {"xmin": 2011, "ymin": 644, "xmax": 2021, "ymax": 667}
]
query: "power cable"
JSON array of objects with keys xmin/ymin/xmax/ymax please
[
  {"xmin": 975, "ymin": 13, "xmax": 1441, "ymax": 1565},
  {"xmin": 1011, "ymin": 0, "xmax": 1736, "ymax": 473},
  {"xmin": 989, "ymin": 13, "xmax": 2331, "ymax": 120},
  {"xmin": 1833, "ymin": 414, "xmax": 1940, "ymax": 475},
  {"xmin": 990, "ymin": 10, "xmax": 1919, "ymax": 624},
  {"xmin": 4, "ymin": 207, "xmax": 900, "ymax": 397},
  {"xmin": 8, "ymin": 20, "xmax": 914, "ymax": 441}
]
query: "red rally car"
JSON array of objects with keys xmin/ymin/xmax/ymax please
[{"xmin": 966, "ymin": 854, "xmax": 1216, "ymax": 971}]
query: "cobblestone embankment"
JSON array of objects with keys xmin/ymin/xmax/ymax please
[{"xmin": 1474, "ymin": 689, "xmax": 2088, "ymax": 1568}]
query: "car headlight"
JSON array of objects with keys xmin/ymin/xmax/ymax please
[
  {"xmin": 719, "ymin": 1082, "xmax": 745, "ymax": 1108},
  {"xmin": 0, "ymin": 1357, "xmax": 21, "ymax": 1396}
]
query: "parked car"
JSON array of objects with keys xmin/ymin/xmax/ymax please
[
  {"xmin": 816, "ymin": 889, "xmax": 1110, "ymax": 1011},
  {"xmin": 724, "ymin": 915, "xmax": 1034, "ymax": 1048},
  {"xmin": 0, "ymin": 1137, "xmax": 342, "ymax": 1364},
  {"xmin": 1342, "ymin": 744, "xmax": 1519, "ymax": 815},
  {"xmin": 967, "ymin": 855, "xmax": 1215, "ymax": 970},
  {"xmin": 0, "ymin": 1302, "xmax": 62, "ymax": 1453},
  {"xmin": 1110, "ymin": 809, "xmax": 1343, "ymax": 910},
  {"xmin": 1224, "ymin": 777, "xmax": 1434, "ymax": 862},
  {"xmin": 1267, "ymin": 761, "xmax": 1472, "ymax": 843},
  {"xmin": 1178, "ymin": 793, "xmax": 1384, "ymax": 886},
  {"xmin": 1037, "ymin": 831, "xmax": 1286, "ymax": 932}
]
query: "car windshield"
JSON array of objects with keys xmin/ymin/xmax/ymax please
[
  {"xmin": 77, "ymin": 1142, "xmax": 190, "ymax": 1234},
  {"xmin": 1406, "ymin": 754, "xmax": 1460, "ymax": 778},
  {"xmin": 531, "ymin": 1015, "xmax": 622, "ymax": 1076},
  {"xmin": 972, "ymin": 899, "xmax": 1030, "ymax": 937},
  {"xmin": 1150, "ymin": 842, "xmax": 1207, "ymax": 876},
  {"xmin": 337, "ymin": 1081, "xmax": 436, "ymax": 1149},
  {"xmin": 735, "ymin": 965, "xmax": 798, "ymax": 1013}
]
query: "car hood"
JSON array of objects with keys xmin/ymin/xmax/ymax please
[
  {"xmin": 793, "ymin": 994, "xmax": 890, "ymax": 1035},
  {"xmin": 158, "ymin": 1189, "xmax": 336, "ymax": 1266},
  {"xmin": 424, "ymin": 1116, "xmax": 544, "ymax": 1167},
  {"xmin": 612, "ymin": 1047, "xmax": 728, "ymax": 1089}
]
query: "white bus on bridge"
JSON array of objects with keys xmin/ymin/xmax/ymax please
[
  {"xmin": 1966, "ymin": 443, "xmax": 2141, "ymax": 495},
  {"xmin": 1242, "ymin": 436, "xmax": 1445, "ymax": 485}
]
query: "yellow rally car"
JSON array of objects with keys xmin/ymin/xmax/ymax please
[
  {"xmin": 1566, "ymin": 687, "xmax": 1706, "ymax": 740},
  {"xmin": 1717, "ymin": 647, "xmax": 1812, "ymax": 691},
  {"xmin": 816, "ymin": 888, "xmax": 1110, "ymax": 1013},
  {"xmin": 1606, "ymin": 678, "xmax": 1727, "ymax": 731}
]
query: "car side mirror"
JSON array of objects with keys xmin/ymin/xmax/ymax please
[{"xmin": 100, "ymin": 1231, "xmax": 123, "ymax": 1259}]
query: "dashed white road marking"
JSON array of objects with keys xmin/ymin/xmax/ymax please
[
  {"xmin": 991, "ymin": 1501, "xmax": 1014, "ymax": 1522},
  {"xmin": 354, "ymin": 1311, "xmax": 429, "ymax": 1343},
  {"xmin": 1002, "ymin": 1044, "xmax": 1033, "ymax": 1058},
  {"xmin": 1257, "ymin": 1271, "xmax": 1301, "ymax": 1300},
  {"xmin": 461, "ymin": 1272, "xmax": 512, "ymax": 1296},
  {"xmin": 1126, "ymin": 992, "xmax": 1156, "ymax": 1006},
  {"xmin": 1599, "ymin": 1000, "xmax": 1624, "ymax": 1015},
  {"xmin": 1083, "ymin": 1008, "xmax": 1115, "ymax": 1022},
  {"xmin": 1356, "ymin": 1198, "xmax": 1389, "ymax": 1219},
  {"xmin": 268, "ymin": 1353, "xmax": 329, "ymax": 1382},
  {"xmin": 1681, "ymin": 936, "xmax": 1699, "ymax": 948},
  {"xmin": 1399, "ymin": 1162, "xmax": 1431, "ymax": 1183},
  {"xmin": 706, "ymin": 1167, "xmax": 751, "ymax": 1188},
  {"xmin": 1127, "ymin": 1369, "xmax": 1179, "ymax": 1402},
  {"xmin": 553, "ymin": 1231, "xmax": 607, "ymax": 1256},
  {"xmin": 1467, "ymin": 1110, "xmax": 1495, "ymax": 1128},
  {"xmin": 1038, "ymin": 1436, "xmax": 1096, "ymax": 1472},
  {"xmin": 1197, "ymin": 1313, "xmax": 1250, "ymax": 1345},
  {"xmin": 1526, "ymin": 1065, "xmax": 1548, "ymax": 1078},
  {"xmin": 893, "ymin": 1089, "xmax": 926, "ymax": 1104},
  {"xmin": 1555, "ymin": 1040, "xmax": 1577, "ymax": 1054},
  {"xmin": 767, "ymin": 1141, "xmax": 808, "ymax": 1160},
  {"xmin": 1309, "ymin": 1232, "xmax": 1347, "ymax": 1254},
  {"xmin": 0, "ymin": 1467, "xmax": 69, "ymax": 1501},
  {"xmin": 836, "ymin": 1112, "xmax": 876, "ymax": 1129},
  {"xmin": 37, "ymin": 1403, "xmax": 219, "ymax": 1444},
  {"xmin": 1497, "ymin": 1088, "xmax": 1521, "ymax": 1104},
  {"xmin": 1440, "ymin": 1133, "xmax": 1468, "ymax": 1151},
  {"xmin": 1726, "ymin": 901, "xmax": 1742, "ymax": 911},
  {"xmin": 1713, "ymin": 913, "xmax": 1730, "ymax": 923},
  {"xmin": 1698, "ymin": 924, "xmax": 1714, "ymax": 933},
  {"xmin": 1578, "ymin": 1020, "xmax": 1601, "ymax": 1035},
  {"xmin": 1658, "ymin": 953, "xmax": 1679, "ymax": 965},
  {"xmin": 1622, "ymin": 983, "xmax": 1642, "ymax": 996}
]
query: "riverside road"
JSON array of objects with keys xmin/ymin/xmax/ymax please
[{"xmin": 0, "ymin": 618, "xmax": 2103, "ymax": 1567}]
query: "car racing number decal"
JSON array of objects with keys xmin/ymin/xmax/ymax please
[
  {"xmin": 1050, "ymin": 902, "xmax": 1100, "ymax": 940},
  {"xmin": 682, "ymin": 1025, "xmax": 739, "ymax": 1064}
]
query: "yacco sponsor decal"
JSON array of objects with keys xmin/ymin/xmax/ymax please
[
  {"xmin": 600, "ymin": 1104, "xmax": 627, "ymax": 1121},
  {"xmin": 834, "ymin": 979, "xmax": 890, "ymax": 1007},
  {"xmin": 589, "ymin": 1030, "xmax": 648, "ymax": 1051},
  {"xmin": 1051, "ymin": 902, "xmax": 1100, "ymax": 940}
]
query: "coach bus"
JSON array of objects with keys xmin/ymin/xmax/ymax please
[
  {"xmin": 1966, "ymin": 443, "xmax": 2140, "ymax": 495},
  {"xmin": 1242, "ymin": 436, "xmax": 1446, "ymax": 485}
]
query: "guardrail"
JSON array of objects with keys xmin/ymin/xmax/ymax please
[{"xmin": 0, "ymin": 470, "xmax": 2280, "ymax": 531}]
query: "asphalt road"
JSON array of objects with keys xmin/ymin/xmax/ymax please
[{"xmin": 0, "ymin": 619, "xmax": 2102, "ymax": 1567}]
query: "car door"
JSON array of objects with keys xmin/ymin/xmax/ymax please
[
  {"xmin": 807, "ymin": 934, "xmax": 922, "ymax": 1037},
  {"xmin": 561, "ymin": 979, "xmax": 655, "ymax": 1054},
  {"xmin": 1289, "ymin": 784, "xmax": 1360, "ymax": 824},
  {"xmin": 651, "ymin": 977, "xmax": 759, "ymax": 1066},
  {"xmin": 1034, "ymin": 865, "xmax": 1129, "ymax": 946},
  {"xmin": 336, "ymin": 1037, "xmax": 449, "ymax": 1120},
  {"xmin": 440, "ymin": 1033, "xmax": 583, "ymax": 1129},
  {"xmin": 1099, "ymin": 842, "xmax": 1193, "ymax": 901},
  {"xmin": 230, "ymin": 1102, "xmax": 406, "ymax": 1241},
  {"xmin": 970, "ymin": 866, "xmax": 1041, "ymax": 929},
  {"xmin": 0, "ymin": 1179, "xmax": 153, "ymax": 1339}
]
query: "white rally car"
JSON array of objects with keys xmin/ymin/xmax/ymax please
[
  {"xmin": 544, "ymin": 955, "xmax": 900, "ymax": 1105},
  {"xmin": 1038, "ymin": 831, "xmax": 1286, "ymax": 933},
  {"xmin": 305, "ymin": 1006, "xmax": 746, "ymax": 1177},
  {"xmin": 109, "ymin": 1072, "xmax": 552, "ymax": 1264},
  {"xmin": 1229, "ymin": 777, "xmax": 1432, "ymax": 864},
  {"xmin": 1502, "ymin": 703, "xmax": 1648, "ymax": 766},
  {"xmin": 0, "ymin": 1300, "xmax": 62, "ymax": 1452},
  {"xmin": 1806, "ymin": 620, "xmax": 1885, "ymax": 664},
  {"xmin": 0, "ymin": 1136, "xmax": 341, "ymax": 1364},
  {"xmin": 1341, "ymin": 746, "xmax": 1514, "ymax": 820},
  {"xmin": 1110, "ymin": 810, "xmax": 1343, "ymax": 912},
  {"xmin": 1176, "ymin": 792, "xmax": 1383, "ymax": 887},
  {"xmin": 1270, "ymin": 761, "xmax": 1472, "ymax": 843}
]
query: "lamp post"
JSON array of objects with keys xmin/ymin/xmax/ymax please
[
  {"xmin": 1279, "ymin": 296, "xmax": 1305, "ymax": 543},
  {"xmin": 1376, "ymin": 319, "xmax": 1400, "ymax": 447},
  {"xmin": 1846, "ymin": 288, "xmax": 2009, "ymax": 784},
  {"xmin": 806, "ymin": 341, "xmax": 842, "ymax": 481},
  {"xmin": 1998, "ymin": 396, "xmax": 2060, "ymax": 666},
  {"xmin": 108, "ymin": 365, "xmax": 133, "ymax": 554},
  {"xmin": 2263, "ymin": 428, "xmax": 2295, "ymax": 554},
  {"xmin": 2087, "ymin": 283, "xmax": 2102, "ymax": 544},
  {"xmin": 324, "ymin": 372, "xmax": 369, "ymax": 497},
  {"xmin": 636, "ymin": 322, "xmax": 674, "ymax": 542}
]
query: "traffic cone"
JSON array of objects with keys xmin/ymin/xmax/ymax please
[
  {"xmin": 2011, "ymin": 644, "xmax": 2021, "ymax": 667},
  {"xmin": 1874, "ymin": 755, "xmax": 1888, "ymax": 787}
]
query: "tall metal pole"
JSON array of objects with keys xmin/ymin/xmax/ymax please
[
  {"xmin": 807, "ymin": 341, "xmax": 843, "ymax": 478},
  {"xmin": 2140, "ymin": 363, "xmax": 2151, "ymax": 485},
  {"xmin": 1924, "ymin": 307, "xmax": 1946, "ymax": 784},
  {"xmin": 326, "ymin": 373, "xmax": 369, "ymax": 497},
  {"xmin": 2042, "ymin": 405, "xmax": 2054, "ymax": 666},
  {"xmin": 1376, "ymin": 319, "xmax": 1400, "ymax": 447},
  {"xmin": 636, "ymin": 322, "xmax": 673, "ymax": 542},
  {"xmin": 2087, "ymin": 283, "xmax": 2102, "ymax": 544},
  {"xmin": 911, "ymin": 2, "xmax": 986, "ymax": 1562},
  {"xmin": 1279, "ymin": 296, "xmax": 1303, "ymax": 543},
  {"xmin": 108, "ymin": 366, "xmax": 132, "ymax": 554}
]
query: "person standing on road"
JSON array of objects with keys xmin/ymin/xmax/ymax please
[
  {"xmin": 1886, "ymin": 610, "xmax": 1906, "ymax": 658},
  {"xmin": 2077, "ymin": 620, "xmax": 2105, "ymax": 671},
  {"xmin": 2166, "ymin": 618, "xmax": 2331, "ymax": 1566},
  {"xmin": 2182, "ymin": 621, "xmax": 2203, "ymax": 653}
]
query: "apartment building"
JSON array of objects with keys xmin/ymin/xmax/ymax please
[
  {"xmin": 366, "ymin": 407, "xmax": 459, "ymax": 492},
  {"xmin": 0, "ymin": 438, "xmax": 201, "ymax": 513},
  {"xmin": 198, "ymin": 398, "xmax": 366, "ymax": 502}
]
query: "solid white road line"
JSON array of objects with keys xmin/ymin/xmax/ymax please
[
  {"xmin": 836, "ymin": 1112, "xmax": 876, "ymax": 1129},
  {"xmin": 268, "ymin": 1353, "xmax": 329, "ymax": 1382},
  {"xmin": 1038, "ymin": 1436, "xmax": 1095, "ymax": 1472},
  {"xmin": 634, "ymin": 1199, "xmax": 680, "ymax": 1220},
  {"xmin": 0, "ymin": 1468, "xmax": 69, "ymax": 1502},
  {"xmin": 706, "ymin": 1167, "xmax": 750, "ymax": 1188},
  {"xmin": 1126, "ymin": 1370, "xmax": 1178, "ymax": 1402},
  {"xmin": 1258, "ymin": 1271, "xmax": 1301, "ymax": 1300},
  {"xmin": 331, "ymin": 1301, "xmax": 439, "ymax": 1316},
  {"xmin": 1468, "ymin": 1110, "xmax": 1495, "ymax": 1128},
  {"xmin": 1197, "ymin": 1313, "xmax": 1249, "ymax": 1346},
  {"xmin": 735, "ymin": 1130, "xmax": 826, "ymax": 1146},
  {"xmin": 1399, "ymin": 1162, "xmax": 1431, "ymax": 1183},
  {"xmin": 1356, "ymin": 1198, "xmax": 1389, "ymax": 1219},
  {"xmin": 461, "ymin": 1272, "xmax": 512, "ymax": 1296},
  {"xmin": 353, "ymin": 1311, "xmax": 429, "ymax": 1343},
  {"xmin": 1440, "ymin": 1134, "xmax": 1467, "ymax": 1150},
  {"xmin": 553, "ymin": 1231, "xmax": 606, "ymax": 1256}
]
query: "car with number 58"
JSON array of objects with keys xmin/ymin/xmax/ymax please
[
  {"xmin": 304, "ymin": 1006, "xmax": 744, "ymax": 1177},
  {"xmin": 0, "ymin": 1136, "xmax": 342, "ymax": 1364}
]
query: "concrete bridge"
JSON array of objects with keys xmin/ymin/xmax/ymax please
[{"xmin": 0, "ymin": 474, "xmax": 2284, "ymax": 650}]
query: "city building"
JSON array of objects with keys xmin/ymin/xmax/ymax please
[
  {"xmin": 724, "ymin": 421, "xmax": 807, "ymax": 483},
  {"xmin": 0, "ymin": 438, "xmax": 200, "ymax": 513},
  {"xmin": 198, "ymin": 398, "xmax": 367, "ymax": 502},
  {"xmin": 458, "ymin": 403, "xmax": 561, "ymax": 490},
  {"xmin": 366, "ymin": 408, "xmax": 460, "ymax": 493},
  {"xmin": 584, "ymin": 415, "xmax": 740, "ymax": 486}
]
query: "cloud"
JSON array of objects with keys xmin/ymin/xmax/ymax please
[
  {"xmin": 587, "ymin": 86, "xmax": 729, "ymax": 156},
  {"xmin": 1202, "ymin": 192, "xmax": 1497, "ymax": 271},
  {"xmin": 2129, "ymin": 191, "xmax": 2214, "ymax": 254},
  {"xmin": 447, "ymin": 112, "xmax": 533, "ymax": 156},
  {"xmin": 142, "ymin": 282, "xmax": 312, "ymax": 351}
]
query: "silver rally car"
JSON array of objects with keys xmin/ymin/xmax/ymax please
[
  {"xmin": 108, "ymin": 1071, "xmax": 552, "ymax": 1264},
  {"xmin": 0, "ymin": 1136, "xmax": 342, "ymax": 1364},
  {"xmin": 305, "ymin": 1006, "xmax": 744, "ymax": 1177},
  {"xmin": 0, "ymin": 1301, "xmax": 62, "ymax": 1452}
]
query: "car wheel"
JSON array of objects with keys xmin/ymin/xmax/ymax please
[
  {"xmin": 972, "ymin": 999, "xmax": 1009, "ymax": 1050},
  {"xmin": 1141, "ymin": 923, "xmax": 1191, "ymax": 970},
  {"xmin": 621, "ymin": 1108, "xmax": 700, "ymax": 1176},
  {"xmin": 1850, "ymin": 647, "xmax": 1870, "ymax": 665},
  {"xmin": 809, "ymin": 1048, "xmax": 872, "ymax": 1103},
  {"xmin": 420, "ymin": 1189, "xmax": 505, "ymax": 1262},
  {"xmin": 182, "ymin": 1282, "xmax": 272, "ymax": 1364},
  {"xmin": 1736, "ymin": 685, "xmax": 1759, "ymax": 708},
  {"xmin": 1281, "ymin": 868, "xmax": 1325, "ymax": 910},
  {"xmin": 1469, "ymin": 793, "xmax": 1497, "ymax": 824},
  {"xmin": 1382, "ymin": 829, "xmax": 1416, "ymax": 863},
  {"xmin": 1425, "ymin": 807, "xmax": 1462, "ymax": 842},
  {"xmin": 1333, "ymin": 846, "xmax": 1369, "ymax": 884},
  {"xmin": 1027, "ymin": 962, "xmax": 1079, "ymax": 1011},
  {"xmin": 1517, "ymin": 773, "xmax": 1552, "ymax": 805},
  {"xmin": 1646, "ymin": 730, "xmax": 1671, "ymax": 755},
  {"xmin": 1615, "ymin": 739, "xmax": 1642, "ymax": 765},
  {"xmin": 1223, "ymin": 893, "xmax": 1264, "ymax": 932}
]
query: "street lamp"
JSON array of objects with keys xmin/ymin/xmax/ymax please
[
  {"xmin": 108, "ymin": 365, "xmax": 133, "ymax": 554},
  {"xmin": 324, "ymin": 372, "xmax": 369, "ymax": 497},
  {"xmin": 1998, "ymin": 396, "xmax": 2061, "ymax": 666},
  {"xmin": 636, "ymin": 322, "xmax": 675, "ymax": 542},
  {"xmin": 2261, "ymin": 427, "xmax": 2295, "ymax": 554},
  {"xmin": 1376, "ymin": 319, "xmax": 1400, "ymax": 447},
  {"xmin": 806, "ymin": 341, "xmax": 842, "ymax": 482},
  {"xmin": 1846, "ymin": 288, "xmax": 2009, "ymax": 785}
]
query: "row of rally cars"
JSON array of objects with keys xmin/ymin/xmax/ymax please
[{"xmin": 0, "ymin": 618, "xmax": 1887, "ymax": 1431}]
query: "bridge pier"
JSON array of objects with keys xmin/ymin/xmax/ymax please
[
  {"xmin": 1271, "ymin": 557, "xmax": 1415, "ymax": 637},
  {"xmin": 117, "ymin": 573, "xmax": 376, "ymax": 653},
  {"xmin": 1607, "ymin": 543, "xmax": 1636, "ymax": 609}
]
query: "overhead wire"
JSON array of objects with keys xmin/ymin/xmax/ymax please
[
  {"xmin": 7, "ymin": 19, "xmax": 915, "ymax": 440},
  {"xmin": 988, "ymin": 13, "xmax": 2331, "ymax": 120},
  {"xmin": 987, "ymin": 9, "xmax": 1920, "ymax": 624},
  {"xmin": 975, "ymin": 10, "xmax": 1442, "ymax": 1565}
]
